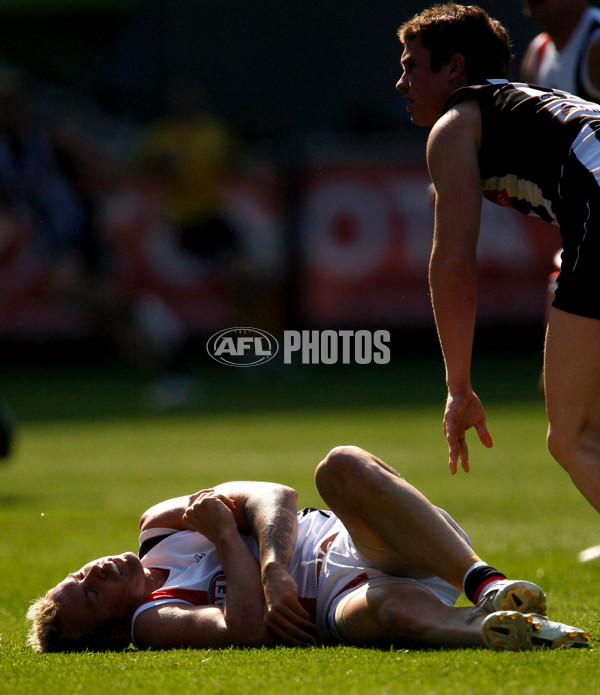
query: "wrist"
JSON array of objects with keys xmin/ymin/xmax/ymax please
[
  {"xmin": 446, "ymin": 379, "xmax": 471, "ymax": 394},
  {"xmin": 213, "ymin": 524, "xmax": 241, "ymax": 548},
  {"xmin": 261, "ymin": 561, "xmax": 288, "ymax": 582}
]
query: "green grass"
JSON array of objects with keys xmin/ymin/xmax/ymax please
[{"xmin": 1, "ymin": 341, "xmax": 599, "ymax": 694}]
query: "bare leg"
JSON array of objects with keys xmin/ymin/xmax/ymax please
[
  {"xmin": 545, "ymin": 308, "xmax": 600, "ymax": 512},
  {"xmin": 333, "ymin": 578, "xmax": 484, "ymax": 648},
  {"xmin": 314, "ymin": 446, "xmax": 480, "ymax": 590}
]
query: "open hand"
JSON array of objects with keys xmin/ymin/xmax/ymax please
[{"xmin": 443, "ymin": 390, "xmax": 493, "ymax": 474}]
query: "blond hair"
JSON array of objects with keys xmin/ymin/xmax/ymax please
[
  {"xmin": 26, "ymin": 594, "xmax": 64, "ymax": 652},
  {"xmin": 26, "ymin": 593, "xmax": 123, "ymax": 652}
]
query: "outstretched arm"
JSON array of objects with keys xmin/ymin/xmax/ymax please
[{"xmin": 427, "ymin": 102, "xmax": 493, "ymax": 473}]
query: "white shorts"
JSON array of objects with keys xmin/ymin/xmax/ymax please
[
  {"xmin": 326, "ymin": 575, "xmax": 462, "ymax": 644},
  {"xmin": 304, "ymin": 509, "xmax": 467, "ymax": 642}
]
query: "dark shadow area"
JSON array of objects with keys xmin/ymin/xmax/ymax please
[{"xmin": 0, "ymin": 325, "xmax": 546, "ymax": 424}]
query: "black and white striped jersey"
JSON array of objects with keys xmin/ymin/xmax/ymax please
[{"xmin": 444, "ymin": 80, "xmax": 600, "ymax": 226}]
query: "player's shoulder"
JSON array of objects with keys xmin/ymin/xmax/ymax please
[
  {"xmin": 432, "ymin": 92, "xmax": 481, "ymax": 140},
  {"xmin": 527, "ymin": 31, "xmax": 552, "ymax": 53},
  {"xmin": 427, "ymin": 91, "xmax": 483, "ymax": 175},
  {"xmin": 522, "ymin": 32, "xmax": 552, "ymax": 82}
]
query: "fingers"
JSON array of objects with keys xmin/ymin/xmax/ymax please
[
  {"xmin": 214, "ymin": 494, "xmax": 236, "ymax": 511},
  {"xmin": 444, "ymin": 417, "xmax": 465, "ymax": 474},
  {"xmin": 476, "ymin": 420, "xmax": 493, "ymax": 449},
  {"xmin": 447, "ymin": 436, "xmax": 468, "ymax": 474},
  {"xmin": 459, "ymin": 439, "xmax": 470, "ymax": 473},
  {"xmin": 265, "ymin": 604, "xmax": 317, "ymax": 646},
  {"xmin": 187, "ymin": 491, "xmax": 235, "ymax": 514},
  {"xmin": 444, "ymin": 391, "xmax": 493, "ymax": 473}
]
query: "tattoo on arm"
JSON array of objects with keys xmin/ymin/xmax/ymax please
[{"xmin": 245, "ymin": 493, "xmax": 298, "ymax": 570}]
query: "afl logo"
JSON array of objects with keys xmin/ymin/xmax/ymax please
[
  {"xmin": 206, "ymin": 327, "xmax": 279, "ymax": 367},
  {"xmin": 208, "ymin": 572, "xmax": 227, "ymax": 605}
]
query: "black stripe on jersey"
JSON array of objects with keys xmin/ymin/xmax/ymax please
[
  {"xmin": 298, "ymin": 507, "xmax": 332, "ymax": 518},
  {"xmin": 139, "ymin": 532, "xmax": 176, "ymax": 559},
  {"xmin": 445, "ymin": 81, "xmax": 600, "ymax": 222}
]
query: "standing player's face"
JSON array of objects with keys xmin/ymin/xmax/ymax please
[
  {"xmin": 51, "ymin": 552, "xmax": 148, "ymax": 642},
  {"xmin": 523, "ymin": 0, "xmax": 573, "ymax": 24},
  {"xmin": 396, "ymin": 37, "xmax": 456, "ymax": 127}
]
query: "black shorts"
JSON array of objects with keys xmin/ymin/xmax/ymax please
[{"xmin": 552, "ymin": 195, "xmax": 600, "ymax": 320}]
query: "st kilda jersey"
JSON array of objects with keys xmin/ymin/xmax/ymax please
[
  {"xmin": 443, "ymin": 80, "xmax": 600, "ymax": 226},
  {"xmin": 525, "ymin": 7, "xmax": 600, "ymax": 104},
  {"xmin": 130, "ymin": 508, "xmax": 344, "ymax": 643}
]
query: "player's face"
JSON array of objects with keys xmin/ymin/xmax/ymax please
[
  {"xmin": 51, "ymin": 552, "xmax": 147, "ymax": 641},
  {"xmin": 523, "ymin": 0, "xmax": 573, "ymax": 24},
  {"xmin": 396, "ymin": 37, "xmax": 457, "ymax": 127}
]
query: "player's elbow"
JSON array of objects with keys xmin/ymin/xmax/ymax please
[
  {"xmin": 277, "ymin": 484, "xmax": 298, "ymax": 508},
  {"xmin": 241, "ymin": 625, "xmax": 277, "ymax": 648},
  {"xmin": 229, "ymin": 619, "xmax": 276, "ymax": 648}
]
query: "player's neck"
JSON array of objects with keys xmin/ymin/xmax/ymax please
[
  {"xmin": 145, "ymin": 567, "xmax": 169, "ymax": 593},
  {"xmin": 547, "ymin": 6, "xmax": 587, "ymax": 51}
]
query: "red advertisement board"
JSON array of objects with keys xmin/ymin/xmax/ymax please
[
  {"xmin": 300, "ymin": 160, "xmax": 559, "ymax": 327},
  {"xmin": 0, "ymin": 157, "xmax": 560, "ymax": 340}
]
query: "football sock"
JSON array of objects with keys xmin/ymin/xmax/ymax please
[{"xmin": 463, "ymin": 561, "xmax": 507, "ymax": 604}]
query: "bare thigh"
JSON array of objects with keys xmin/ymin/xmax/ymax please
[
  {"xmin": 545, "ymin": 307, "xmax": 600, "ymax": 439},
  {"xmin": 350, "ymin": 508, "xmax": 470, "ymax": 579},
  {"xmin": 331, "ymin": 577, "xmax": 480, "ymax": 648}
]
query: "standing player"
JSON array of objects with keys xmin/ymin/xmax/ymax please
[
  {"xmin": 521, "ymin": 0, "xmax": 600, "ymax": 102},
  {"xmin": 395, "ymin": 4, "xmax": 600, "ymax": 518},
  {"xmin": 522, "ymin": 0, "xmax": 600, "ymax": 397}
]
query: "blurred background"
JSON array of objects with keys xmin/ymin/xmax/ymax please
[{"xmin": 0, "ymin": 0, "xmax": 569, "ymax": 419}]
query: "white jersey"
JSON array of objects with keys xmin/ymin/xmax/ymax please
[
  {"xmin": 131, "ymin": 508, "xmax": 462, "ymax": 645},
  {"xmin": 527, "ymin": 7, "xmax": 600, "ymax": 102}
]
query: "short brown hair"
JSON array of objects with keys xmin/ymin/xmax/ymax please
[
  {"xmin": 26, "ymin": 593, "xmax": 124, "ymax": 653},
  {"xmin": 397, "ymin": 3, "xmax": 512, "ymax": 83}
]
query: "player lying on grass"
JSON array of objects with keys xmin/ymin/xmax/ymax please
[{"xmin": 27, "ymin": 445, "xmax": 589, "ymax": 652}]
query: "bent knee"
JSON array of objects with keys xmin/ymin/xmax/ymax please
[
  {"xmin": 547, "ymin": 424, "xmax": 585, "ymax": 468},
  {"xmin": 315, "ymin": 445, "xmax": 370, "ymax": 496},
  {"xmin": 547, "ymin": 427, "xmax": 568, "ymax": 466}
]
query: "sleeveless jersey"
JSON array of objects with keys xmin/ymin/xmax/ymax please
[
  {"xmin": 526, "ymin": 7, "xmax": 600, "ymax": 103},
  {"xmin": 131, "ymin": 507, "xmax": 462, "ymax": 645},
  {"xmin": 131, "ymin": 508, "xmax": 382, "ymax": 644},
  {"xmin": 444, "ymin": 80, "xmax": 600, "ymax": 228}
]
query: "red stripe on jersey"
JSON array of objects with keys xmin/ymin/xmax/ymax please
[
  {"xmin": 326, "ymin": 572, "xmax": 370, "ymax": 614},
  {"xmin": 533, "ymin": 33, "xmax": 552, "ymax": 80},
  {"xmin": 142, "ymin": 588, "xmax": 209, "ymax": 606}
]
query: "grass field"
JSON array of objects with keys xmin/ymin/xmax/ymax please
[{"xmin": 1, "ymin": 335, "xmax": 599, "ymax": 694}]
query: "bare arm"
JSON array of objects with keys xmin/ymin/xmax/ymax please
[
  {"xmin": 139, "ymin": 480, "xmax": 316, "ymax": 645},
  {"xmin": 238, "ymin": 482, "xmax": 316, "ymax": 645},
  {"xmin": 139, "ymin": 481, "xmax": 296, "ymax": 536},
  {"xmin": 134, "ymin": 493, "xmax": 275, "ymax": 649},
  {"xmin": 427, "ymin": 101, "xmax": 493, "ymax": 473}
]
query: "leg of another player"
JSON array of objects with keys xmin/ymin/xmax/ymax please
[
  {"xmin": 333, "ymin": 579, "xmax": 484, "ymax": 648},
  {"xmin": 314, "ymin": 446, "xmax": 480, "ymax": 590},
  {"xmin": 545, "ymin": 307, "xmax": 600, "ymax": 513}
]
